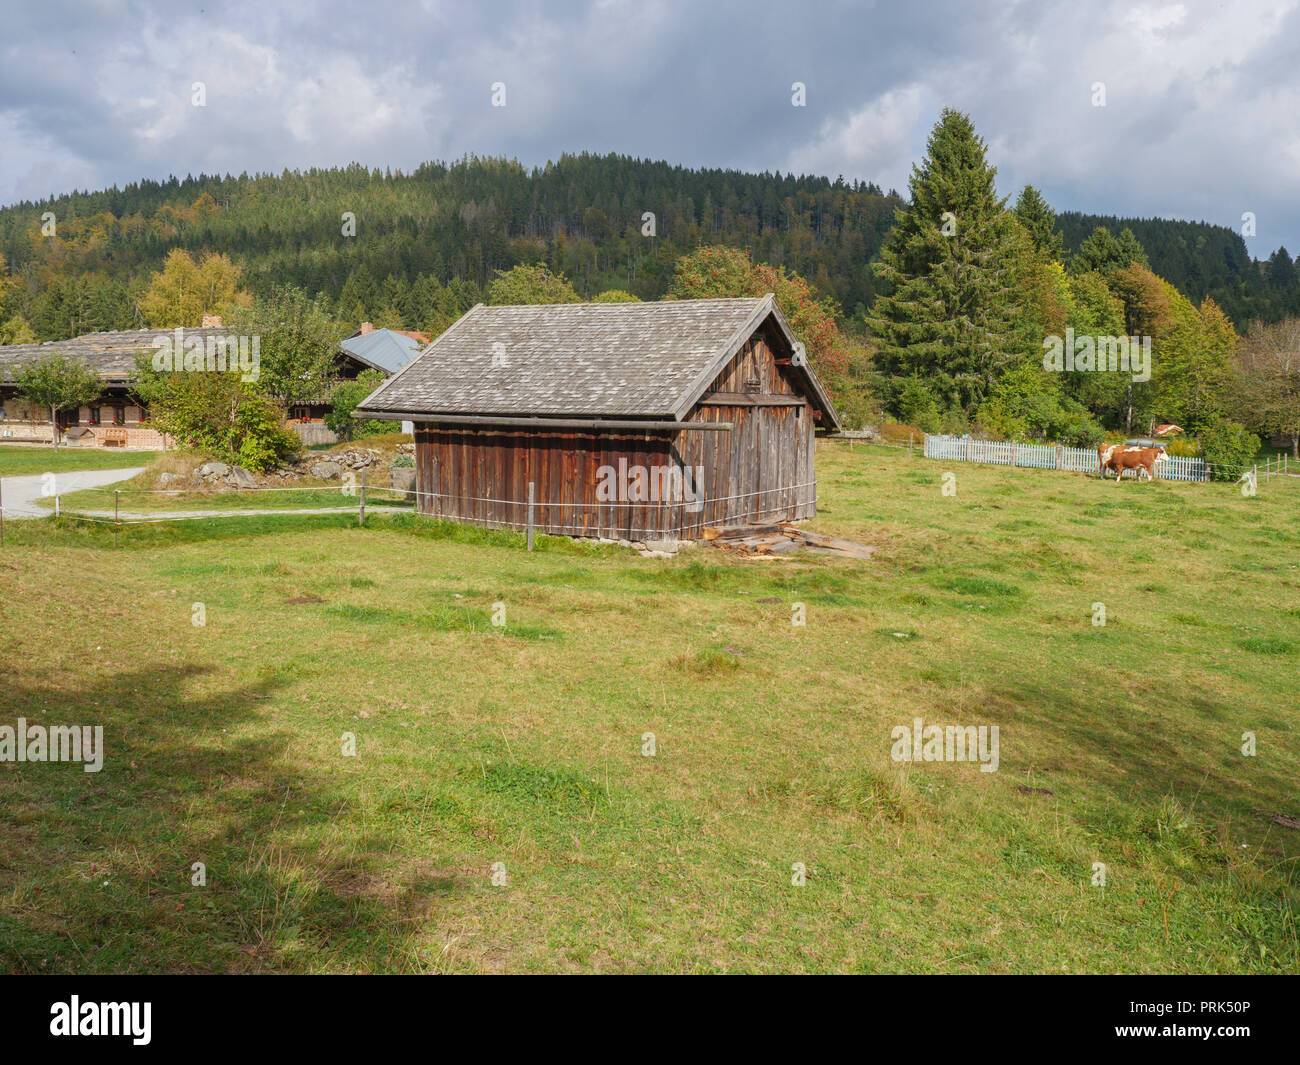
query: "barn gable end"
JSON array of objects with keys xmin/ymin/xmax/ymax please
[{"xmin": 670, "ymin": 328, "xmax": 816, "ymax": 534}]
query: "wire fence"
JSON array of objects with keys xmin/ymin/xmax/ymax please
[
  {"xmin": 0, "ymin": 476, "xmax": 819, "ymax": 549},
  {"xmin": 406, "ymin": 482, "xmax": 820, "ymax": 538},
  {"xmin": 0, "ymin": 478, "xmax": 406, "ymax": 547}
]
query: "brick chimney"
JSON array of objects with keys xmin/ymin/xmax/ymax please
[
  {"xmin": 202, "ymin": 314, "xmax": 223, "ymax": 327},
  {"xmin": 360, "ymin": 322, "xmax": 375, "ymax": 334}
]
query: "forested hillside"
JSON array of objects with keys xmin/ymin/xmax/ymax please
[
  {"xmin": 2, "ymin": 153, "xmax": 1295, "ymax": 343},
  {"xmin": 1058, "ymin": 211, "xmax": 1299, "ymax": 325},
  {"xmin": 0, "ymin": 154, "xmax": 900, "ymax": 340}
]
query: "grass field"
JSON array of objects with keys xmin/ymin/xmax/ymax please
[
  {"xmin": 37, "ymin": 483, "xmax": 411, "ymax": 514},
  {"xmin": 1, "ymin": 443, "xmax": 1297, "ymax": 973},
  {"xmin": 0, "ymin": 444, "xmax": 159, "ymax": 479}
]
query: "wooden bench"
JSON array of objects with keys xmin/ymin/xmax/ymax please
[{"xmin": 102, "ymin": 428, "xmax": 129, "ymax": 448}]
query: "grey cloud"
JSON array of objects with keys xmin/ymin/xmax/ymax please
[{"xmin": 0, "ymin": 0, "xmax": 1295, "ymax": 256}]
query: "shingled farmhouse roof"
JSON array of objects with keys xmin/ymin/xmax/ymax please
[
  {"xmin": 0, "ymin": 328, "xmax": 234, "ymax": 384},
  {"xmin": 355, "ymin": 295, "xmax": 841, "ymax": 428}
]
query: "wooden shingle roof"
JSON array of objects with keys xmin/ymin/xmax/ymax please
[
  {"xmin": 355, "ymin": 295, "xmax": 840, "ymax": 427},
  {"xmin": 0, "ymin": 328, "xmax": 235, "ymax": 384}
]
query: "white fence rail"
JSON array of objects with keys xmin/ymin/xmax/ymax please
[{"xmin": 923, "ymin": 434, "xmax": 1209, "ymax": 482}]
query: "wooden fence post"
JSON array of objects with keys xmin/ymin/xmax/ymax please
[
  {"xmin": 114, "ymin": 490, "xmax": 119, "ymax": 549},
  {"xmin": 526, "ymin": 481, "xmax": 535, "ymax": 551}
]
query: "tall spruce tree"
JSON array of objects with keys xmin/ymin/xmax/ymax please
[
  {"xmin": 1268, "ymin": 247, "xmax": 1296, "ymax": 290},
  {"xmin": 1072, "ymin": 225, "xmax": 1149, "ymax": 276},
  {"xmin": 869, "ymin": 109, "xmax": 1035, "ymax": 411},
  {"xmin": 1013, "ymin": 186, "xmax": 1065, "ymax": 260}
]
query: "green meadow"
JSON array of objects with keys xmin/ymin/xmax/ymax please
[
  {"xmin": 0, "ymin": 444, "xmax": 159, "ymax": 480},
  {"xmin": 1, "ymin": 443, "xmax": 1296, "ymax": 973}
]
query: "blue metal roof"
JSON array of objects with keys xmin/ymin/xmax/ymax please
[{"xmin": 339, "ymin": 329, "xmax": 426, "ymax": 375}]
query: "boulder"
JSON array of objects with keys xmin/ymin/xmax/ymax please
[
  {"xmin": 157, "ymin": 472, "xmax": 186, "ymax": 488},
  {"xmin": 309, "ymin": 461, "xmax": 343, "ymax": 481},
  {"xmin": 196, "ymin": 461, "xmax": 230, "ymax": 480},
  {"xmin": 330, "ymin": 448, "xmax": 378, "ymax": 470},
  {"xmin": 228, "ymin": 466, "xmax": 258, "ymax": 489},
  {"xmin": 389, "ymin": 467, "xmax": 416, "ymax": 501}
]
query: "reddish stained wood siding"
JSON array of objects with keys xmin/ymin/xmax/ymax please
[
  {"xmin": 415, "ymin": 427, "xmax": 677, "ymax": 538},
  {"xmin": 412, "ymin": 326, "xmax": 819, "ymax": 538}
]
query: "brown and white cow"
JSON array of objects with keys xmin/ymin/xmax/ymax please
[{"xmin": 1098, "ymin": 444, "xmax": 1170, "ymax": 484}]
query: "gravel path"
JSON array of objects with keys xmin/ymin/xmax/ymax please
[
  {"xmin": 0, "ymin": 467, "xmax": 145, "ymax": 519},
  {"xmin": 1, "ymin": 468, "xmax": 408, "ymax": 522}
]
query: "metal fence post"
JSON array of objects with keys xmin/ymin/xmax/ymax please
[
  {"xmin": 359, "ymin": 468, "xmax": 367, "ymax": 525},
  {"xmin": 527, "ymin": 481, "xmax": 535, "ymax": 551},
  {"xmin": 114, "ymin": 490, "xmax": 119, "ymax": 549}
]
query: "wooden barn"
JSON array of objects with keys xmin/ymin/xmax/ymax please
[{"xmin": 353, "ymin": 295, "xmax": 841, "ymax": 539}]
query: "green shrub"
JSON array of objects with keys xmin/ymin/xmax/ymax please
[
  {"xmin": 326, "ymin": 369, "xmax": 398, "ymax": 438},
  {"xmin": 938, "ymin": 405, "xmax": 970, "ymax": 435},
  {"xmin": 133, "ymin": 358, "xmax": 300, "ymax": 472},
  {"xmin": 892, "ymin": 377, "xmax": 942, "ymax": 433},
  {"xmin": 1054, "ymin": 412, "xmax": 1105, "ymax": 448},
  {"xmin": 979, "ymin": 362, "xmax": 1105, "ymax": 446},
  {"xmin": 1200, "ymin": 417, "xmax": 1261, "ymax": 481}
]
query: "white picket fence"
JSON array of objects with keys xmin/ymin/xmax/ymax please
[{"xmin": 923, "ymin": 434, "xmax": 1209, "ymax": 482}]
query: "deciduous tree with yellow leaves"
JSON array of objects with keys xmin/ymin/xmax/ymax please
[{"xmin": 138, "ymin": 249, "xmax": 250, "ymax": 327}]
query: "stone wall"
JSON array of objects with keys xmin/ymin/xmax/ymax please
[{"xmin": 72, "ymin": 425, "xmax": 173, "ymax": 449}]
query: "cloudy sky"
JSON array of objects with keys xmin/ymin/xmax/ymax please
[{"xmin": 2, "ymin": 0, "xmax": 1297, "ymax": 257}]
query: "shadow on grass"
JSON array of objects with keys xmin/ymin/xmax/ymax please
[
  {"xmin": 0, "ymin": 662, "xmax": 476, "ymax": 973},
  {"xmin": 987, "ymin": 672, "xmax": 1298, "ymax": 839}
]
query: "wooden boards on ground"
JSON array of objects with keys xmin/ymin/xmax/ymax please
[{"xmin": 704, "ymin": 522, "xmax": 876, "ymax": 560}]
